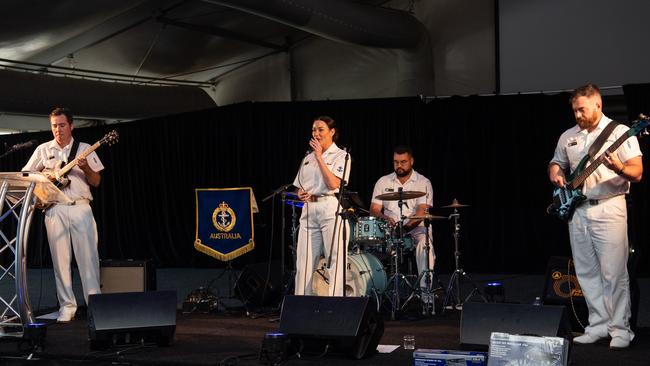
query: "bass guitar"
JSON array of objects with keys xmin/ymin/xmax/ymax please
[{"xmin": 547, "ymin": 117, "xmax": 649, "ymax": 221}]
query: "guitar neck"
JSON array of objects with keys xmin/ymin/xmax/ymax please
[
  {"xmin": 58, "ymin": 141, "xmax": 102, "ymax": 176},
  {"xmin": 570, "ymin": 133, "xmax": 630, "ymax": 189}
]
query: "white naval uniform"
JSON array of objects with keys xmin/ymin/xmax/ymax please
[
  {"xmin": 371, "ymin": 170, "xmax": 434, "ymax": 287},
  {"xmin": 551, "ymin": 115, "xmax": 641, "ymax": 343},
  {"xmin": 23, "ymin": 138, "xmax": 104, "ymax": 319},
  {"xmin": 293, "ymin": 142, "xmax": 350, "ymax": 296}
]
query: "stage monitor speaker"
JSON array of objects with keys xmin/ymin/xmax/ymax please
[
  {"xmin": 279, "ymin": 295, "xmax": 384, "ymax": 359},
  {"xmin": 88, "ymin": 290, "xmax": 177, "ymax": 349},
  {"xmin": 100, "ymin": 259, "xmax": 156, "ymax": 293},
  {"xmin": 542, "ymin": 256, "xmax": 588, "ymax": 331},
  {"xmin": 460, "ymin": 302, "xmax": 571, "ymax": 350},
  {"xmin": 235, "ymin": 261, "xmax": 282, "ymax": 307}
]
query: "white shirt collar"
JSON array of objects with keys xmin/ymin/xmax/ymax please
[
  {"xmin": 390, "ymin": 169, "xmax": 420, "ymax": 185},
  {"xmin": 48, "ymin": 137, "xmax": 75, "ymax": 151}
]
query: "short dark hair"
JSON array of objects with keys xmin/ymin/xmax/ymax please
[
  {"xmin": 570, "ymin": 83, "xmax": 601, "ymax": 103},
  {"xmin": 393, "ymin": 145, "xmax": 413, "ymax": 157},
  {"xmin": 50, "ymin": 107, "xmax": 73, "ymax": 123},
  {"xmin": 314, "ymin": 115, "xmax": 338, "ymax": 141}
]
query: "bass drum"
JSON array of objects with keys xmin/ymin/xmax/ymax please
[{"xmin": 312, "ymin": 252, "xmax": 387, "ymax": 297}]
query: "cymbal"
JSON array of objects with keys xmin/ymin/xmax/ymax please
[
  {"xmin": 442, "ymin": 198, "xmax": 470, "ymax": 208},
  {"xmin": 408, "ymin": 214, "xmax": 447, "ymax": 220},
  {"xmin": 375, "ymin": 190, "xmax": 425, "ymax": 201}
]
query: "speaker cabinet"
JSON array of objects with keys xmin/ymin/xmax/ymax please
[
  {"xmin": 279, "ymin": 295, "xmax": 384, "ymax": 359},
  {"xmin": 542, "ymin": 256, "xmax": 588, "ymax": 331},
  {"xmin": 100, "ymin": 259, "xmax": 156, "ymax": 293},
  {"xmin": 460, "ymin": 302, "xmax": 571, "ymax": 350},
  {"xmin": 88, "ymin": 290, "xmax": 177, "ymax": 349},
  {"xmin": 235, "ymin": 261, "xmax": 282, "ymax": 307}
]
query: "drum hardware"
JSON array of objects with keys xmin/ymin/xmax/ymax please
[
  {"xmin": 399, "ymin": 215, "xmax": 445, "ymax": 316},
  {"xmin": 441, "ymin": 199, "xmax": 487, "ymax": 311},
  {"xmin": 380, "ymin": 187, "xmax": 421, "ymax": 320}
]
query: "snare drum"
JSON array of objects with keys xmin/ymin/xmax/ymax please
[
  {"xmin": 312, "ymin": 252, "xmax": 387, "ymax": 297},
  {"xmin": 352, "ymin": 216, "xmax": 389, "ymax": 246}
]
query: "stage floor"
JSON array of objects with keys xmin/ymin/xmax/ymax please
[
  {"xmin": 0, "ymin": 304, "xmax": 649, "ymax": 366},
  {"xmin": 0, "ymin": 311, "xmax": 650, "ymax": 366},
  {"xmin": 1, "ymin": 269, "xmax": 649, "ymax": 365}
]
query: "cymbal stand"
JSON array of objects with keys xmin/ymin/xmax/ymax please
[
  {"xmin": 385, "ymin": 189, "xmax": 414, "ymax": 320},
  {"xmin": 442, "ymin": 208, "xmax": 486, "ymax": 311}
]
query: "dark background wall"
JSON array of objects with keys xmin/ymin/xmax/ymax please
[{"xmin": 1, "ymin": 90, "xmax": 649, "ymax": 276}]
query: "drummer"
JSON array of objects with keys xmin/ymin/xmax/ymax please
[{"xmin": 370, "ymin": 145, "xmax": 435, "ymax": 289}]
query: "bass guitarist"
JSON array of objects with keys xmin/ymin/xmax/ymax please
[
  {"xmin": 548, "ymin": 84, "xmax": 642, "ymax": 349},
  {"xmin": 22, "ymin": 107, "xmax": 104, "ymax": 323}
]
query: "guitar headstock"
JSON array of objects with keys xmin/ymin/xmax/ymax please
[
  {"xmin": 629, "ymin": 114, "xmax": 650, "ymax": 138},
  {"xmin": 100, "ymin": 130, "xmax": 119, "ymax": 146}
]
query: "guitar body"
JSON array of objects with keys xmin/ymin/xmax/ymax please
[
  {"xmin": 549, "ymin": 185, "xmax": 586, "ymax": 221},
  {"xmin": 43, "ymin": 161, "xmax": 71, "ymax": 190},
  {"xmin": 547, "ymin": 155, "xmax": 589, "ymax": 221}
]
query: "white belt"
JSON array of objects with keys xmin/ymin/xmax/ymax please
[
  {"xmin": 58, "ymin": 199, "xmax": 90, "ymax": 206},
  {"xmin": 308, "ymin": 194, "xmax": 336, "ymax": 202},
  {"xmin": 587, "ymin": 194, "xmax": 624, "ymax": 206}
]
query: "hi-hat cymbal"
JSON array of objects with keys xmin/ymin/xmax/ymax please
[
  {"xmin": 408, "ymin": 214, "xmax": 447, "ymax": 220},
  {"xmin": 442, "ymin": 198, "xmax": 470, "ymax": 208},
  {"xmin": 375, "ymin": 190, "xmax": 425, "ymax": 201}
]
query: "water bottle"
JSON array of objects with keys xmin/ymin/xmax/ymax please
[{"xmin": 532, "ymin": 296, "xmax": 543, "ymax": 306}]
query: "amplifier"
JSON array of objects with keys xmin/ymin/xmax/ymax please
[{"xmin": 100, "ymin": 259, "xmax": 156, "ymax": 293}]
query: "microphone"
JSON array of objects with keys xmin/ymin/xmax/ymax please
[{"xmin": 9, "ymin": 140, "xmax": 37, "ymax": 151}]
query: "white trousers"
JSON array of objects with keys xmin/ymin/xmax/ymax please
[
  {"xmin": 568, "ymin": 195, "xmax": 634, "ymax": 341},
  {"xmin": 294, "ymin": 197, "xmax": 349, "ymax": 296},
  {"xmin": 411, "ymin": 228, "xmax": 436, "ymax": 288},
  {"xmin": 44, "ymin": 203, "xmax": 101, "ymax": 315}
]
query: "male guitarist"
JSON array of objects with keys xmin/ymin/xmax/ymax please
[
  {"xmin": 22, "ymin": 107, "xmax": 104, "ymax": 323},
  {"xmin": 548, "ymin": 84, "xmax": 642, "ymax": 349}
]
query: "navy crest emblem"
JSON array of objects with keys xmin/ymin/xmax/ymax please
[{"xmin": 212, "ymin": 201, "xmax": 236, "ymax": 232}]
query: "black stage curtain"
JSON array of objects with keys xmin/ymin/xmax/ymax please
[
  {"xmin": 2, "ymin": 93, "xmax": 648, "ymax": 275},
  {"xmin": 624, "ymin": 83, "xmax": 650, "ymax": 278}
]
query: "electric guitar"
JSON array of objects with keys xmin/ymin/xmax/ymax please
[
  {"xmin": 547, "ymin": 117, "xmax": 649, "ymax": 221},
  {"xmin": 45, "ymin": 130, "xmax": 119, "ymax": 189}
]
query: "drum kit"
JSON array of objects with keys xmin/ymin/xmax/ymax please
[{"xmin": 281, "ymin": 188, "xmax": 483, "ymax": 318}]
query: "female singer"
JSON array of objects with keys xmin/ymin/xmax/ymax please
[{"xmin": 292, "ymin": 116, "xmax": 351, "ymax": 296}]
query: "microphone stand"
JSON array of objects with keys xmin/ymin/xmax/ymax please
[
  {"xmin": 261, "ymin": 183, "xmax": 292, "ymax": 299},
  {"xmin": 0, "ymin": 147, "xmax": 18, "ymax": 160},
  {"xmin": 326, "ymin": 148, "xmax": 350, "ymax": 297},
  {"xmin": 261, "ymin": 183, "xmax": 292, "ymax": 203}
]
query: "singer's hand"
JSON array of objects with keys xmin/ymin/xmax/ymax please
[
  {"xmin": 297, "ymin": 188, "xmax": 312, "ymax": 202},
  {"xmin": 309, "ymin": 138, "xmax": 323, "ymax": 158}
]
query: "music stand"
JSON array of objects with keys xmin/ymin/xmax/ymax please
[{"xmin": 335, "ymin": 191, "xmax": 369, "ymax": 215}]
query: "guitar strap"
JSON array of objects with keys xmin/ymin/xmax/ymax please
[
  {"xmin": 586, "ymin": 120, "xmax": 620, "ymax": 162},
  {"xmin": 66, "ymin": 139, "xmax": 81, "ymax": 164}
]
